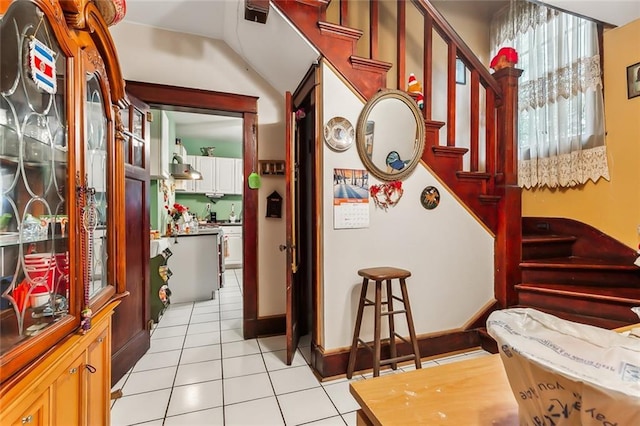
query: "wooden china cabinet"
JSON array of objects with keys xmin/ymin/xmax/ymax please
[{"xmin": 0, "ymin": 0, "xmax": 128, "ymax": 424}]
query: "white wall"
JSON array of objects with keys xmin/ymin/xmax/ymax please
[
  {"xmin": 109, "ymin": 22, "xmax": 287, "ymax": 316},
  {"xmin": 109, "ymin": 19, "xmax": 497, "ymax": 341},
  {"xmin": 321, "ymin": 63, "xmax": 495, "ymax": 350}
]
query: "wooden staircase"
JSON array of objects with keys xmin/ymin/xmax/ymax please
[
  {"xmin": 272, "ymin": 0, "xmax": 523, "ymax": 311},
  {"xmin": 271, "ymin": 1, "xmax": 639, "ymax": 359},
  {"xmin": 517, "ymin": 217, "xmax": 640, "ymax": 329}
]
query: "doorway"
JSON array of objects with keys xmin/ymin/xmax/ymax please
[
  {"xmin": 125, "ymin": 81, "xmax": 260, "ymax": 339},
  {"xmin": 286, "ymin": 66, "xmax": 320, "ymax": 362}
]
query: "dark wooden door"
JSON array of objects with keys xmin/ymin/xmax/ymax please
[
  {"xmin": 285, "ymin": 91, "xmax": 300, "ymax": 365},
  {"xmin": 111, "ymin": 93, "xmax": 151, "ymax": 384}
]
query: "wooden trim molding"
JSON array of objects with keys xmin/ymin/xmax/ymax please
[
  {"xmin": 311, "ymin": 330, "xmax": 481, "ymax": 379},
  {"xmin": 123, "ymin": 81, "xmax": 260, "ymax": 341}
]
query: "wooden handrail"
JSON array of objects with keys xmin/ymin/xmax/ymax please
[{"xmin": 411, "ymin": 0, "xmax": 502, "ymax": 97}]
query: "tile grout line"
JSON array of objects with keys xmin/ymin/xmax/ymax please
[{"xmin": 160, "ymin": 301, "xmax": 195, "ymax": 424}]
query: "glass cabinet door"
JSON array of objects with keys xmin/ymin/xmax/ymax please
[
  {"xmin": 85, "ymin": 73, "xmax": 108, "ymax": 298},
  {"xmin": 121, "ymin": 101, "xmax": 147, "ymax": 169},
  {"xmin": 0, "ymin": 0, "xmax": 73, "ymax": 370}
]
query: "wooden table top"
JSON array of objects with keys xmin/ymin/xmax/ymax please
[
  {"xmin": 349, "ymin": 354, "xmax": 519, "ymax": 426},
  {"xmin": 350, "ymin": 323, "xmax": 640, "ymax": 425}
]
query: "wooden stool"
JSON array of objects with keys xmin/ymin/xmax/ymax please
[{"xmin": 347, "ymin": 267, "xmax": 421, "ymax": 378}]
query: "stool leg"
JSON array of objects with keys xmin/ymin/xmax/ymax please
[
  {"xmin": 399, "ymin": 278, "xmax": 421, "ymax": 370},
  {"xmin": 347, "ymin": 278, "xmax": 369, "ymax": 379},
  {"xmin": 373, "ymin": 280, "xmax": 382, "ymax": 377},
  {"xmin": 386, "ymin": 279, "xmax": 397, "ymax": 370}
]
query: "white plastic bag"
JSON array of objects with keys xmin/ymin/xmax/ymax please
[{"xmin": 487, "ymin": 308, "xmax": 640, "ymax": 426}]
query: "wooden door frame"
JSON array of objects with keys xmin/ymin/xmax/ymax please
[{"xmin": 123, "ymin": 81, "xmax": 260, "ymax": 339}]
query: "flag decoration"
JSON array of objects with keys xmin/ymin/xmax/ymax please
[{"xmin": 29, "ymin": 37, "xmax": 56, "ymax": 94}]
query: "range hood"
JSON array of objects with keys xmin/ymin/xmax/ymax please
[{"xmin": 170, "ymin": 154, "xmax": 203, "ymax": 180}]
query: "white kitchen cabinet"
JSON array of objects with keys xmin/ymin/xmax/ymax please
[
  {"xmin": 222, "ymin": 225, "xmax": 243, "ymax": 268},
  {"xmin": 150, "ymin": 110, "xmax": 170, "ymax": 179},
  {"xmin": 234, "ymin": 158, "xmax": 244, "ymax": 195},
  {"xmin": 196, "ymin": 156, "xmax": 216, "ymax": 193},
  {"xmin": 216, "ymin": 157, "xmax": 236, "ymax": 194}
]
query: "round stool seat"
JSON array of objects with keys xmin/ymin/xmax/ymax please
[{"xmin": 358, "ymin": 267, "xmax": 411, "ymax": 281}]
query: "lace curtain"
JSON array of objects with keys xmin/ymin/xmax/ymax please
[{"xmin": 491, "ymin": 1, "xmax": 610, "ymax": 188}]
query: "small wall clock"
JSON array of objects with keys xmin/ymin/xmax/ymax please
[{"xmin": 323, "ymin": 116, "xmax": 354, "ymax": 151}]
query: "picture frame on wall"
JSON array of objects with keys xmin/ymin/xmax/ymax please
[{"xmin": 627, "ymin": 61, "xmax": 640, "ymax": 99}]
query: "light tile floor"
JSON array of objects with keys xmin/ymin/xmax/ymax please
[{"xmin": 111, "ymin": 269, "xmax": 490, "ymax": 425}]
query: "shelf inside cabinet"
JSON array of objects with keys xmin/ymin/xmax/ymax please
[{"xmin": 259, "ymin": 160, "xmax": 285, "ymax": 176}]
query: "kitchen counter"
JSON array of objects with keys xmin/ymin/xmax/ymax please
[
  {"xmin": 150, "ymin": 237, "xmax": 170, "ymax": 257},
  {"xmin": 167, "ymin": 232, "xmax": 223, "ymax": 303},
  {"xmin": 171, "ymin": 227, "xmax": 222, "ymax": 237}
]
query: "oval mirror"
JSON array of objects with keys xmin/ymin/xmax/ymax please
[{"xmin": 356, "ymin": 89, "xmax": 425, "ymax": 181}]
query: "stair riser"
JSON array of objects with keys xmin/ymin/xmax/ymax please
[
  {"xmin": 522, "ymin": 243, "xmax": 574, "ymax": 260},
  {"xmin": 517, "ymin": 291, "xmax": 640, "ymax": 323},
  {"xmin": 513, "ymin": 305, "xmax": 632, "ymax": 330},
  {"xmin": 521, "ymin": 269, "xmax": 640, "ymax": 287}
]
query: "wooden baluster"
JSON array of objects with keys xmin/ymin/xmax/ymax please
[
  {"xmin": 340, "ymin": 0, "xmax": 348, "ymax": 27},
  {"xmin": 423, "ymin": 13, "xmax": 433, "ymax": 120},
  {"xmin": 397, "ymin": 0, "xmax": 406, "ymax": 90},
  {"xmin": 447, "ymin": 45, "xmax": 457, "ymax": 146},
  {"xmin": 485, "ymin": 88, "xmax": 496, "ymax": 194},
  {"xmin": 370, "ymin": 0, "xmax": 379, "ymax": 60},
  {"xmin": 470, "ymin": 68, "xmax": 480, "ymax": 172}
]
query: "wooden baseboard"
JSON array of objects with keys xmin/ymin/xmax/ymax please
[
  {"xmin": 111, "ymin": 331, "xmax": 150, "ymax": 385},
  {"xmin": 310, "ymin": 329, "xmax": 481, "ymax": 379},
  {"xmin": 243, "ymin": 314, "xmax": 286, "ymax": 338}
]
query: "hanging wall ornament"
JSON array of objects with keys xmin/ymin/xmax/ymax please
[
  {"xmin": 29, "ymin": 37, "xmax": 56, "ymax": 94},
  {"xmin": 420, "ymin": 186, "xmax": 440, "ymax": 210},
  {"xmin": 370, "ymin": 181, "xmax": 403, "ymax": 211}
]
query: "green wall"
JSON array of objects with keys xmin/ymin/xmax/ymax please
[
  {"xmin": 149, "ymin": 112, "xmax": 244, "ymax": 225},
  {"xmin": 181, "ymin": 137, "xmax": 242, "ymax": 158},
  {"xmin": 174, "ymin": 137, "xmax": 243, "ymax": 221},
  {"xmin": 175, "ymin": 193, "xmax": 242, "ymax": 222}
]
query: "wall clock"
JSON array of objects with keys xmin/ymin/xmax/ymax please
[{"xmin": 323, "ymin": 116, "xmax": 354, "ymax": 151}]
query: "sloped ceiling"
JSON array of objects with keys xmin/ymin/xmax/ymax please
[
  {"xmin": 542, "ymin": 1, "xmax": 640, "ymax": 27},
  {"xmin": 123, "ymin": 0, "xmax": 319, "ymax": 95}
]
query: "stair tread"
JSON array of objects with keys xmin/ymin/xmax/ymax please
[
  {"xmin": 516, "ymin": 283, "xmax": 640, "ymax": 300},
  {"xmin": 522, "ymin": 234, "xmax": 577, "ymax": 244},
  {"xmin": 318, "ymin": 21, "xmax": 363, "ymax": 38},
  {"xmin": 520, "ymin": 256, "xmax": 638, "ymax": 270},
  {"xmin": 456, "ymin": 171, "xmax": 491, "ymax": 180},
  {"xmin": 432, "ymin": 145, "xmax": 468, "ymax": 156},
  {"xmin": 349, "ymin": 56, "xmax": 393, "ymax": 72}
]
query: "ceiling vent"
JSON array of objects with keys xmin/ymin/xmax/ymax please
[{"xmin": 244, "ymin": 0, "xmax": 269, "ymax": 24}]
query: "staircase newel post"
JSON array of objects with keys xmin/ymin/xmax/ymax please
[{"xmin": 493, "ymin": 66, "xmax": 523, "ymax": 308}]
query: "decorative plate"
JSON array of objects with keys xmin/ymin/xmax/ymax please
[
  {"xmin": 420, "ymin": 186, "xmax": 440, "ymax": 210},
  {"xmin": 323, "ymin": 116, "xmax": 354, "ymax": 151}
]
